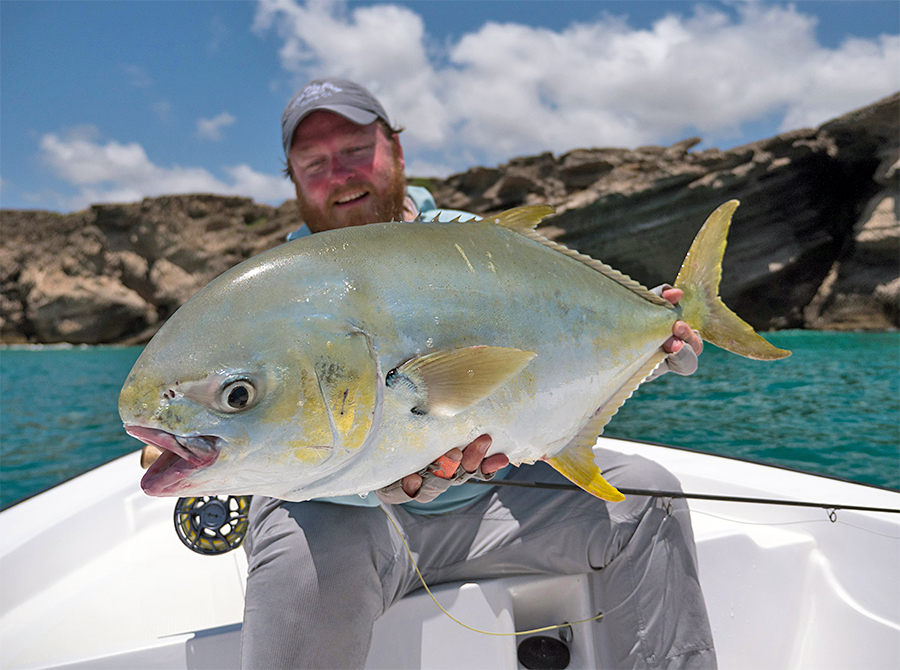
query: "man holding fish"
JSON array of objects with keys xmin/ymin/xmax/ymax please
[{"xmin": 239, "ymin": 79, "xmax": 717, "ymax": 668}]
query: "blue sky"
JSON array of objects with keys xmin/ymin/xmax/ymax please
[{"xmin": 2, "ymin": 0, "xmax": 898, "ymax": 213}]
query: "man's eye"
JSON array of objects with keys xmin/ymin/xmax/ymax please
[{"xmin": 303, "ymin": 158, "xmax": 326, "ymax": 171}]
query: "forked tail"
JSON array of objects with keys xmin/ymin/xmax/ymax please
[{"xmin": 674, "ymin": 201, "xmax": 791, "ymax": 360}]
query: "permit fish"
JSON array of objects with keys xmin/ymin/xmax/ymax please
[{"xmin": 119, "ymin": 201, "xmax": 789, "ymax": 502}]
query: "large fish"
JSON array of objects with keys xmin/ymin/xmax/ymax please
[{"xmin": 120, "ymin": 201, "xmax": 789, "ymax": 502}]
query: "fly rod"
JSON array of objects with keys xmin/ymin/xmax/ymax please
[{"xmin": 468, "ymin": 479, "xmax": 900, "ymax": 516}]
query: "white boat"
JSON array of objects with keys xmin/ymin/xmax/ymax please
[{"xmin": 1, "ymin": 437, "xmax": 898, "ymax": 670}]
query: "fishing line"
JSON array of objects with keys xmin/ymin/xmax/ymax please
[
  {"xmin": 467, "ymin": 479, "xmax": 900, "ymax": 519},
  {"xmin": 379, "ymin": 506, "xmax": 603, "ymax": 636},
  {"xmin": 688, "ymin": 508, "xmax": 900, "ymax": 540}
]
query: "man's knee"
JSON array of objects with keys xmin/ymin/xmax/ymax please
[
  {"xmin": 622, "ymin": 454, "xmax": 684, "ymax": 494},
  {"xmin": 599, "ymin": 450, "xmax": 684, "ymax": 500},
  {"xmin": 245, "ymin": 500, "xmax": 390, "ymax": 581}
]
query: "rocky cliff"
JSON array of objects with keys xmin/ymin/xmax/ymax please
[
  {"xmin": 2, "ymin": 94, "xmax": 897, "ymax": 345},
  {"xmin": 1, "ymin": 197, "xmax": 302, "ymax": 344}
]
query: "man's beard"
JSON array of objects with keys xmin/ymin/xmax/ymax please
[{"xmin": 295, "ymin": 156, "xmax": 407, "ymax": 233}]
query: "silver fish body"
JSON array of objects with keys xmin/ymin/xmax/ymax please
[{"xmin": 119, "ymin": 203, "xmax": 788, "ymax": 501}]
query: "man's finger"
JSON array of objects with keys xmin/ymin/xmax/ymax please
[
  {"xmin": 661, "ymin": 287, "xmax": 683, "ymax": 305},
  {"xmin": 481, "ymin": 453, "xmax": 510, "ymax": 476},
  {"xmin": 662, "ymin": 336, "xmax": 682, "ymax": 354},
  {"xmin": 430, "ymin": 453, "xmax": 462, "ymax": 479},
  {"xmin": 673, "ymin": 321, "xmax": 703, "ymax": 355},
  {"xmin": 401, "ymin": 473, "xmax": 423, "ymax": 497},
  {"xmin": 460, "ymin": 434, "xmax": 492, "ymax": 473}
]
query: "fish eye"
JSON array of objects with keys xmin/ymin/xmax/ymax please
[{"xmin": 218, "ymin": 378, "xmax": 258, "ymax": 413}]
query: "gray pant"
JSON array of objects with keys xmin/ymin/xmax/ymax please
[{"xmin": 240, "ymin": 449, "xmax": 716, "ymax": 669}]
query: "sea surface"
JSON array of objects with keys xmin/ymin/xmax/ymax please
[{"xmin": 1, "ymin": 331, "xmax": 897, "ymax": 510}]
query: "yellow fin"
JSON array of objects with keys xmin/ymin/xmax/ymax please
[
  {"xmin": 675, "ymin": 201, "xmax": 791, "ymax": 360},
  {"xmin": 391, "ymin": 346, "xmax": 536, "ymax": 417},
  {"xmin": 481, "ymin": 205, "xmax": 556, "ymax": 232},
  {"xmin": 543, "ymin": 351, "xmax": 664, "ymax": 503},
  {"xmin": 547, "ymin": 445, "xmax": 625, "ymax": 502}
]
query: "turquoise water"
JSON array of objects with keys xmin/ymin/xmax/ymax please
[
  {"xmin": 1, "ymin": 332, "xmax": 898, "ymax": 510},
  {"xmin": 607, "ymin": 331, "xmax": 899, "ymax": 490}
]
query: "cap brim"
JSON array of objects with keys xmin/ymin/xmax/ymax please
[
  {"xmin": 317, "ymin": 104, "xmax": 380, "ymax": 126},
  {"xmin": 283, "ymin": 104, "xmax": 381, "ymax": 157}
]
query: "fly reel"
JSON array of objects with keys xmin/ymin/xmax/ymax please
[{"xmin": 174, "ymin": 495, "xmax": 251, "ymax": 555}]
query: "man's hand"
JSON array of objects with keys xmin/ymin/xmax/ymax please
[
  {"xmin": 376, "ymin": 435, "xmax": 509, "ymax": 504},
  {"xmin": 659, "ymin": 286, "xmax": 703, "ymax": 375}
]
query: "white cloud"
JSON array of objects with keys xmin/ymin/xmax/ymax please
[
  {"xmin": 208, "ymin": 15, "xmax": 228, "ymax": 54},
  {"xmin": 404, "ymin": 158, "xmax": 455, "ymax": 180},
  {"xmin": 255, "ymin": 0, "xmax": 900, "ymax": 172},
  {"xmin": 119, "ymin": 63, "xmax": 154, "ymax": 89},
  {"xmin": 29, "ymin": 1, "xmax": 899, "ymax": 211},
  {"xmin": 39, "ymin": 129, "xmax": 294, "ymax": 211},
  {"xmin": 777, "ymin": 34, "xmax": 900, "ymax": 131},
  {"xmin": 197, "ymin": 112, "xmax": 237, "ymax": 141},
  {"xmin": 253, "ymin": 0, "xmax": 448, "ymax": 146}
]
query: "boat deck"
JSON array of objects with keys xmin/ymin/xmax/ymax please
[{"xmin": 2, "ymin": 438, "xmax": 898, "ymax": 669}]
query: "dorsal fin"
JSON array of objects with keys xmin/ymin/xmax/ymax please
[
  {"xmin": 522, "ymin": 229, "xmax": 673, "ymax": 308},
  {"xmin": 480, "ymin": 205, "xmax": 556, "ymax": 232},
  {"xmin": 483, "ymin": 206, "xmax": 673, "ymax": 309}
]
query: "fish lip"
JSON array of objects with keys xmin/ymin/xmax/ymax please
[
  {"xmin": 125, "ymin": 425, "xmax": 219, "ymax": 466},
  {"xmin": 125, "ymin": 425, "xmax": 221, "ymax": 496}
]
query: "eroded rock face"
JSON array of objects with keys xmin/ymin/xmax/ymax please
[
  {"xmin": 23, "ymin": 270, "xmax": 154, "ymax": 344},
  {"xmin": 1, "ymin": 95, "xmax": 897, "ymax": 344},
  {"xmin": 1, "ymin": 196, "xmax": 302, "ymax": 344},
  {"xmin": 430, "ymin": 93, "xmax": 899, "ymax": 331}
]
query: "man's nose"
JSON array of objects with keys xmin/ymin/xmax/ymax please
[{"xmin": 330, "ymin": 154, "xmax": 355, "ymax": 181}]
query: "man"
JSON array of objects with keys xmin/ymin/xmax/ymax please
[{"xmin": 240, "ymin": 78, "xmax": 716, "ymax": 669}]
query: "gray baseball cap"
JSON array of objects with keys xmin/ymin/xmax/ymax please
[{"xmin": 281, "ymin": 78, "xmax": 391, "ymax": 158}]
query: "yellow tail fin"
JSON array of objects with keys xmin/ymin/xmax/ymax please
[{"xmin": 675, "ymin": 201, "xmax": 791, "ymax": 361}]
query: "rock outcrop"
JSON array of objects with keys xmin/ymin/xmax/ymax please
[
  {"xmin": 1, "ymin": 94, "xmax": 897, "ymax": 344},
  {"xmin": 431, "ymin": 93, "xmax": 898, "ymax": 331},
  {"xmin": 1, "ymin": 196, "xmax": 302, "ymax": 344}
]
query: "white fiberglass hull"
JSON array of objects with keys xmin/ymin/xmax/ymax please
[{"xmin": 1, "ymin": 437, "xmax": 898, "ymax": 669}]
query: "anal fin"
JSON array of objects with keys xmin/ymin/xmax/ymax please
[
  {"xmin": 583, "ymin": 350, "xmax": 668, "ymax": 439},
  {"xmin": 546, "ymin": 350, "xmax": 668, "ymax": 502},
  {"xmin": 547, "ymin": 446, "xmax": 625, "ymax": 502}
]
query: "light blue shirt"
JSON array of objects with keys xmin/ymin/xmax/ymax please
[
  {"xmin": 288, "ymin": 186, "xmax": 508, "ymax": 514},
  {"xmin": 285, "ymin": 186, "xmax": 479, "ymax": 241}
]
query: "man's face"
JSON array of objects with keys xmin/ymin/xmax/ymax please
[{"xmin": 288, "ymin": 110, "xmax": 407, "ymax": 233}]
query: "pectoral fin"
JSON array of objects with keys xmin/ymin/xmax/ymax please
[
  {"xmin": 388, "ymin": 346, "xmax": 536, "ymax": 417},
  {"xmin": 547, "ymin": 445, "xmax": 625, "ymax": 502}
]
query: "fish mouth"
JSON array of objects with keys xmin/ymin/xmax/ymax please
[{"xmin": 125, "ymin": 425, "xmax": 220, "ymax": 496}]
